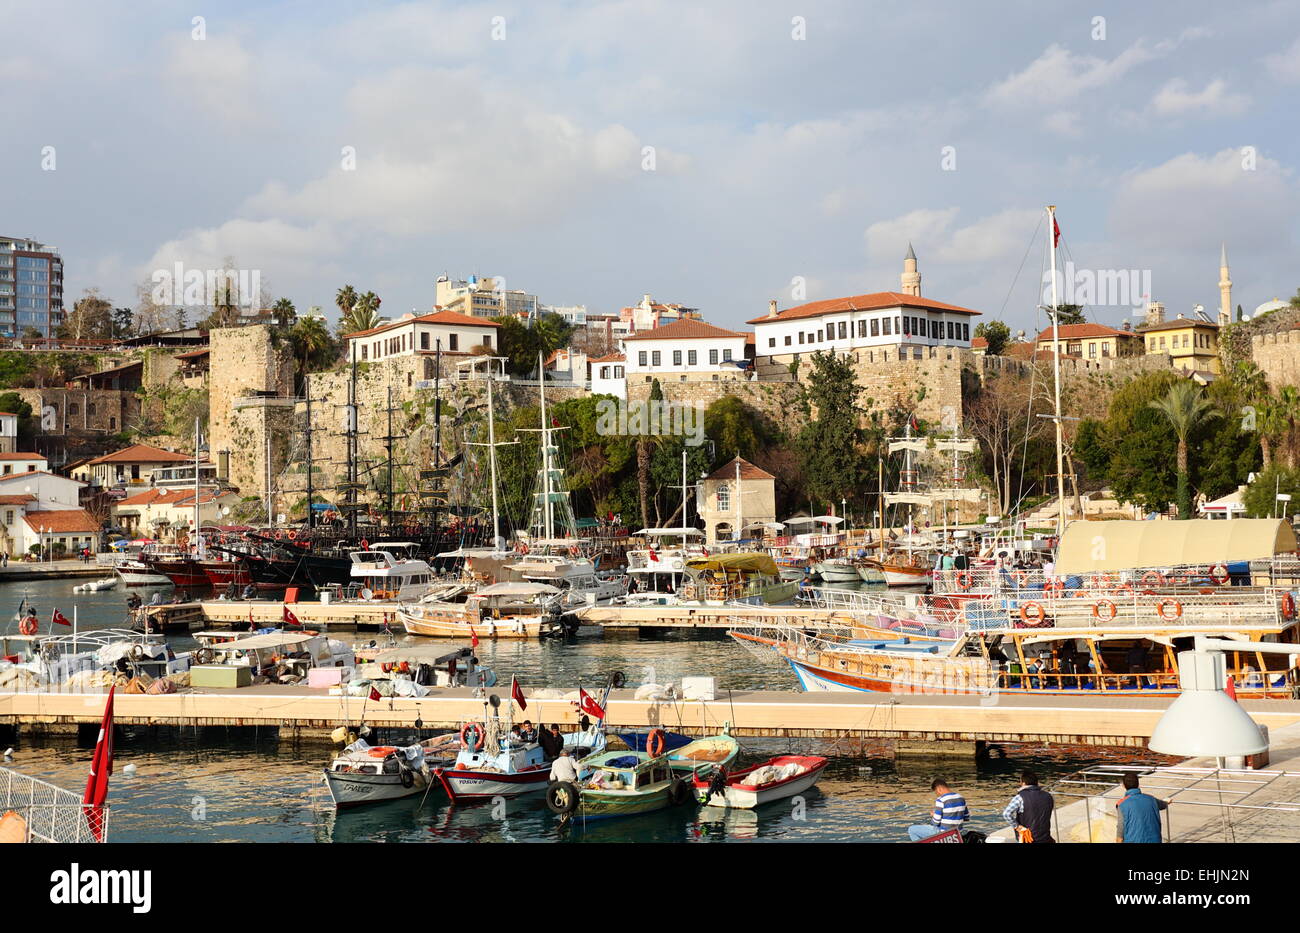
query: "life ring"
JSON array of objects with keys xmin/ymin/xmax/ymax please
[
  {"xmin": 460, "ymin": 721, "xmax": 485, "ymax": 751},
  {"xmin": 130, "ymin": 644, "xmax": 145, "ymax": 661},
  {"xmin": 1282, "ymin": 593, "xmax": 1297, "ymax": 620},
  {"xmin": 646, "ymin": 728, "xmax": 667, "ymax": 758},
  {"xmin": 1210, "ymin": 564, "xmax": 1230, "ymax": 585},
  {"xmin": 1111, "ymin": 582, "xmax": 1134, "ymax": 597},
  {"xmin": 1141, "ymin": 570, "xmax": 1164, "ymax": 587},
  {"xmin": 274, "ymin": 531, "xmax": 283, "ymax": 541},
  {"xmin": 1157, "ymin": 598, "xmax": 1183, "ymax": 621},
  {"xmin": 1019, "ymin": 602, "xmax": 1045, "ymax": 624},
  {"xmin": 18, "ymin": 617, "xmax": 37, "ymax": 636},
  {"xmin": 956, "ymin": 571, "xmax": 973, "ymax": 591},
  {"xmin": 569, "ymin": 546, "xmax": 579, "ymax": 557},
  {"xmin": 1092, "ymin": 599, "xmax": 1117, "ymax": 622},
  {"xmin": 287, "ymin": 530, "xmax": 298, "ymax": 541}
]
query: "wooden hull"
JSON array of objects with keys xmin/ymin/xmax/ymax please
[
  {"xmin": 399, "ymin": 607, "xmax": 549, "ymax": 639},
  {"xmin": 434, "ymin": 765, "xmax": 550, "ymax": 800},
  {"xmin": 323, "ymin": 768, "xmax": 430, "ymax": 808},
  {"xmin": 882, "ymin": 564, "xmax": 930, "ymax": 587},
  {"xmin": 579, "ymin": 786, "xmax": 674, "ymax": 820}
]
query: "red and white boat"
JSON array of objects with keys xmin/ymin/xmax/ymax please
[{"xmin": 691, "ymin": 755, "xmax": 828, "ymax": 809}]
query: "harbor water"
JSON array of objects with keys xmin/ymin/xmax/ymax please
[{"xmin": 2, "ymin": 577, "xmax": 1150, "ymax": 843}]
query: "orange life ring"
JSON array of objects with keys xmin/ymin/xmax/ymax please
[
  {"xmin": 1282, "ymin": 593, "xmax": 1297, "ymax": 620},
  {"xmin": 1209, "ymin": 564, "xmax": 1229, "ymax": 585},
  {"xmin": 1157, "ymin": 598, "xmax": 1183, "ymax": 621},
  {"xmin": 1092, "ymin": 599, "xmax": 1117, "ymax": 622},
  {"xmin": 287, "ymin": 530, "xmax": 298, "ymax": 541},
  {"xmin": 1141, "ymin": 570, "xmax": 1164, "ymax": 587},
  {"xmin": 460, "ymin": 721, "xmax": 485, "ymax": 751},
  {"xmin": 956, "ymin": 571, "xmax": 973, "ymax": 591},
  {"xmin": 1019, "ymin": 602, "xmax": 1045, "ymax": 624},
  {"xmin": 646, "ymin": 728, "xmax": 666, "ymax": 758},
  {"xmin": 18, "ymin": 617, "xmax": 37, "ymax": 636},
  {"xmin": 274, "ymin": 531, "xmax": 283, "ymax": 541},
  {"xmin": 366, "ymin": 746, "xmax": 397, "ymax": 758}
]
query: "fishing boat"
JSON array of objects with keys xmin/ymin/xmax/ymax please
[
  {"xmin": 546, "ymin": 750, "xmax": 693, "ymax": 820},
  {"xmin": 666, "ymin": 729, "xmax": 739, "ymax": 774},
  {"xmin": 691, "ymin": 755, "xmax": 829, "ymax": 809},
  {"xmin": 323, "ymin": 735, "xmax": 461, "ymax": 808},
  {"xmin": 616, "ymin": 730, "xmax": 693, "ymax": 753},
  {"xmin": 816, "ymin": 557, "xmax": 863, "ymax": 584}
]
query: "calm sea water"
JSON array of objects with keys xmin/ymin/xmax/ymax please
[{"xmin": 2, "ymin": 577, "xmax": 1147, "ymax": 843}]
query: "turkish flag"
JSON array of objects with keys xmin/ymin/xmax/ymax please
[
  {"xmin": 369, "ymin": 686, "xmax": 381, "ymax": 701},
  {"xmin": 1053, "ymin": 216, "xmax": 1061, "ymax": 248},
  {"xmin": 469, "ymin": 623, "xmax": 479, "ymax": 648},
  {"xmin": 81, "ymin": 685, "xmax": 114, "ymax": 841},
  {"xmin": 283, "ymin": 605, "xmax": 302, "ymax": 628},
  {"xmin": 511, "ymin": 675, "xmax": 527, "ymax": 711},
  {"xmin": 1226, "ymin": 675, "xmax": 1237, "ymax": 702},
  {"xmin": 248, "ymin": 607, "xmax": 256, "ymax": 631},
  {"xmin": 648, "ymin": 546, "xmax": 659, "ymax": 563},
  {"xmin": 578, "ymin": 688, "xmax": 605, "ymax": 720},
  {"xmin": 51, "ymin": 608, "xmax": 71, "ymax": 627}
]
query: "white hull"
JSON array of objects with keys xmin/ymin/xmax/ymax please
[
  {"xmin": 115, "ymin": 563, "xmax": 172, "ymax": 587},
  {"xmin": 435, "ymin": 768, "xmax": 550, "ymax": 799},
  {"xmin": 399, "ymin": 608, "xmax": 549, "ymax": 639},
  {"xmin": 818, "ymin": 563, "xmax": 861, "ymax": 583},
  {"xmin": 701, "ymin": 766, "xmax": 825, "ymax": 809},
  {"xmin": 323, "ymin": 768, "xmax": 430, "ymax": 808},
  {"xmin": 883, "ymin": 567, "xmax": 929, "ymax": 587}
]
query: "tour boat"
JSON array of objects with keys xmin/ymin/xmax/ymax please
[
  {"xmin": 678, "ymin": 553, "xmax": 800, "ymax": 606},
  {"xmin": 691, "ymin": 755, "xmax": 829, "ymax": 809},
  {"xmin": 348, "ymin": 547, "xmax": 437, "ymax": 601}
]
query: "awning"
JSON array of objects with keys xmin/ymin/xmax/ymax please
[
  {"xmin": 685, "ymin": 553, "xmax": 781, "ymax": 575},
  {"xmin": 1054, "ymin": 519, "xmax": 1298, "ymax": 575}
]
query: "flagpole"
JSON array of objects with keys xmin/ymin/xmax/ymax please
[{"xmin": 1047, "ymin": 204, "xmax": 1066, "ymax": 540}]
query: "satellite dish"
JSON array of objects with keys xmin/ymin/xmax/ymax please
[{"xmin": 488, "ymin": 693, "xmax": 501, "ymax": 709}]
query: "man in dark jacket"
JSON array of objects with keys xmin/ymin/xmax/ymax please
[
  {"xmin": 1116, "ymin": 772, "xmax": 1168, "ymax": 843},
  {"xmin": 1003, "ymin": 770, "xmax": 1055, "ymax": 843}
]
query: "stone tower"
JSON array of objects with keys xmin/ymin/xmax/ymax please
[
  {"xmin": 901, "ymin": 243, "xmax": 921, "ymax": 296},
  {"xmin": 1218, "ymin": 243, "xmax": 1232, "ymax": 327}
]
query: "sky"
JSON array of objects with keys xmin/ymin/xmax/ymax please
[{"xmin": 3, "ymin": 0, "xmax": 1299, "ymax": 336}]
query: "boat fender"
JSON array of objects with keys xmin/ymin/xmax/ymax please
[
  {"xmin": 1156, "ymin": 598, "xmax": 1183, "ymax": 621},
  {"xmin": 668, "ymin": 778, "xmax": 691, "ymax": 807},
  {"xmin": 546, "ymin": 781, "xmax": 579, "ymax": 815},
  {"xmin": 399, "ymin": 767, "xmax": 415, "ymax": 789},
  {"xmin": 460, "ymin": 721, "xmax": 485, "ymax": 751},
  {"xmin": 1282, "ymin": 593, "xmax": 1296, "ymax": 620},
  {"xmin": 646, "ymin": 728, "xmax": 667, "ymax": 758}
]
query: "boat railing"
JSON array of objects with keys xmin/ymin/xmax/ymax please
[
  {"xmin": 979, "ymin": 586, "xmax": 1292, "ymax": 631},
  {"xmin": 0, "ymin": 766, "xmax": 109, "ymax": 843}
]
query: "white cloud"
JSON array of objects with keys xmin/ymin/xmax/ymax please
[
  {"xmin": 140, "ymin": 219, "xmax": 342, "ymax": 291},
  {"xmin": 1264, "ymin": 37, "xmax": 1300, "ymax": 83},
  {"xmin": 865, "ymin": 208, "xmax": 1042, "ymax": 269},
  {"xmin": 983, "ymin": 42, "xmax": 1160, "ymax": 109},
  {"xmin": 1150, "ymin": 78, "xmax": 1248, "ymax": 118},
  {"xmin": 1044, "ymin": 111, "xmax": 1083, "ymax": 138},
  {"xmin": 864, "ymin": 209, "xmax": 959, "ymax": 263},
  {"xmin": 162, "ymin": 33, "xmax": 262, "ymax": 126}
]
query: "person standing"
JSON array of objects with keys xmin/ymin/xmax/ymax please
[
  {"xmin": 1003, "ymin": 770, "xmax": 1055, "ymax": 843},
  {"xmin": 908, "ymin": 779, "xmax": 970, "ymax": 841},
  {"xmin": 1115, "ymin": 772, "xmax": 1168, "ymax": 843}
]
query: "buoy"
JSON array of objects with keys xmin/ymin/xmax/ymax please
[{"xmin": 123, "ymin": 764, "xmax": 137, "ymax": 776}]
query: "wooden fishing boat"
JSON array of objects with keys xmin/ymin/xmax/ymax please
[
  {"xmin": 546, "ymin": 750, "xmax": 692, "ymax": 821},
  {"xmin": 323, "ymin": 735, "xmax": 459, "ymax": 808},
  {"xmin": 666, "ymin": 731, "xmax": 739, "ymax": 774},
  {"xmin": 399, "ymin": 582, "xmax": 566, "ymax": 639},
  {"xmin": 691, "ymin": 755, "xmax": 828, "ymax": 809}
]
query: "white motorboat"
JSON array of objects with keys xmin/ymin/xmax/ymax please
[
  {"xmin": 323, "ymin": 735, "xmax": 461, "ymax": 808},
  {"xmin": 505, "ymin": 555, "xmax": 627, "ymax": 609},
  {"xmin": 691, "ymin": 755, "xmax": 829, "ymax": 809},
  {"xmin": 347, "ymin": 547, "xmax": 437, "ymax": 602},
  {"xmin": 399, "ymin": 582, "xmax": 567, "ymax": 639}
]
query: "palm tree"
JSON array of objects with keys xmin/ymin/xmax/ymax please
[
  {"xmin": 339, "ymin": 290, "xmax": 381, "ymax": 335},
  {"xmin": 1276, "ymin": 386, "xmax": 1300, "ymax": 469},
  {"xmin": 1148, "ymin": 381, "xmax": 1219, "ymax": 519},
  {"xmin": 272, "ymin": 297, "xmax": 296, "ymax": 327},
  {"xmin": 289, "ymin": 316, "xmax": 336, "ymax": 392},
  {"xmin": 335, "ymin": 285, "xmax": 357, "ymax": 318}
]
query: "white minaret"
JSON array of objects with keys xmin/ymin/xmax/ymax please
[
  {"xmin": 901, "ymin": 243, "xmax": 921, "ymax": 296},
  {"xmin": 1218, "ymin": 243, "xmax": 1232, "ymax": 327}
]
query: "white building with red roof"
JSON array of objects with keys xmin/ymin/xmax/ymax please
[
  {"xmin": 73, "ymin": 443, "xmax": 193, "ymax": 490},
  {"xmin": 0, "ymin": 451, "xmax": 49, "ymax": 475},
  {"xmin": 589, "ymin": 353, "xmax": 627, "ymax": 399},
  {"xmin": 344, "ymin": 309, "xmax": 500, "ymax": 363},
  {"xmin": 622, "ymin": 318, "xmax": 751, "ymax": 385},
  {"xmin": 112, "ymin": 486, "xmax": 240, "ymax": 538},
  {"xmin": 1, "ymin": 504, "xmax": 100, "ymax": 558},
  {"xmin": 749, "ymin": 247, "xmax": 980, "ymax": 364}
]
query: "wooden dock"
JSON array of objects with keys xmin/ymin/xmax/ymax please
[
  {"xmin": 141, "ymin": 600, "xmax": 848, "ymax": 633},
  {"xmin": 7, "ymin": 686, "xmax": 1300, "ymax": 749}
]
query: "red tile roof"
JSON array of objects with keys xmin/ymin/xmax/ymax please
[
  {"xmin": 749, "ymin": 292, "xmax": 981, "ymax": 325},
  {"xmin": 971, "ymin": 337, "xmax": 988, "ymax": 349},
  {"xmin": 23, "ymin": 508, "xmax": 99, "ymax": 533},
  {"xmin": 116, "ymin": 488, "xmax": 230, "ymax": 508},
  {"xmin": 344, "ymin": 309, "xmax": 502, "ymax": 339},
  {"xmin": 623, "ymin": 319, "xmax": 748, "ymax": 341},
  {"xmin": 1033, "ymin": 323, "xmax": 1139, "ymax": 342},
  {"xmin": 0, "ymin": 452, "xmax": 45, "ymax": 461},
  {"xmin": 87, "ymin": 444, "xmax": 192, "ymax": 466},
  {"xmin": 589, "ymin": 353, "xmax": 626, "ymax": 363},
  {"xmin": 0, "ymin": 494, "xmax": 36, "ymax": 505},
  {"xmin": 706, "ymin": 457, "xmax": 775, "ymax": 482},
  {"xmin": 1135, "ymin": 317, "xmax": 1220, "ymax": 333}
]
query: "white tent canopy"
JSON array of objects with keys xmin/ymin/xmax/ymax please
[
  {"xmin": 1055, "ymin": 518, "xmax": 1297, "ymax": 575},
  {"xmin": 784, "ymin": 515, "xmax": 843, "ymax": 526}
]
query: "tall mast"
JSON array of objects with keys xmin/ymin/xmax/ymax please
[
  {"xmin": 431, "ymin": 339, "xmax": 442, "ymax": 533},
  {"xmin": 304, "ymin": 393, "xmax": 314, "ymax": 529},
  {"xmin": 734, "ymin": 457, "xmax": 741, "ymax": 543},
  {"xmin": 539, "ymin": 352, "xmax": 554, "ymax": 541},
  {"xmin": 193, "ymin": 417, "xmax": 202, "ymax": 557},
  {"xmin": 1047, "ymin": 204, "xmax": 1066, "ymax": 538},
  {"xmin": 488, "ymin": 370, "xmax": 502, "ymax": 548}
]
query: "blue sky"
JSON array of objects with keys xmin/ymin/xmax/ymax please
[{"xmin": 3, "ymin": 0, "xmax": 1298, "ymax": 335}]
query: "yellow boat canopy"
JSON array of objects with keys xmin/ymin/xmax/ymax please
[
  {"xmin": 1055, "ymin": 519, "xmax": 1297, "ymax": 575},
  {"xmin": 685, "ymin": 553, "xmax": 781, "ymax": 576}
]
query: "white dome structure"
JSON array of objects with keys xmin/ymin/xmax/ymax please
[{"xmin": 1254, "ymin": 297, "xmax": 1289, "ymax": 317}]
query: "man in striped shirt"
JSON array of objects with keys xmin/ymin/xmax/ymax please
[{"xmin": 908, "ymin": 779, "xmax": 970, "ymax": 841}]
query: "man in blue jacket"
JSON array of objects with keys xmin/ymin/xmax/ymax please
[{"xmin": 1116, "ymin": 772, "xmax": 1168, "ymax": 843}]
